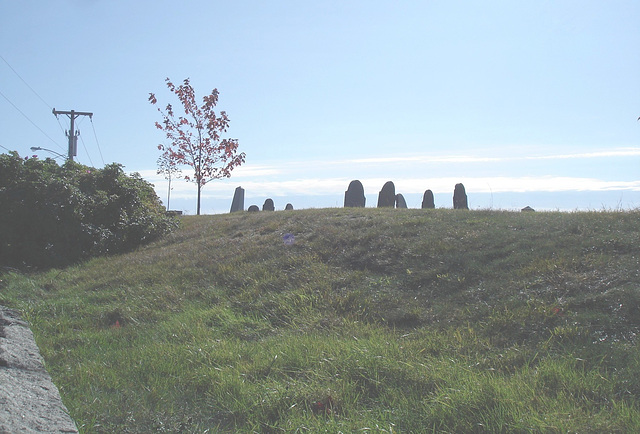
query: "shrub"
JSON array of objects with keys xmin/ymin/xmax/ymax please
[{"xmin": 0, "ymin": 152, "xmax": 177, "ymax": 269}]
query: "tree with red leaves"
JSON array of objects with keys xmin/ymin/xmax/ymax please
[{"xmin": 149, "ymin": 78, "xmax": 245, "ymax": 215}]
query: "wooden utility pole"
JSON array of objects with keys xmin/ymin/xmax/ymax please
[{"xmin": 52, "ymin": 108, "xmax": 93, "ymax": 161}]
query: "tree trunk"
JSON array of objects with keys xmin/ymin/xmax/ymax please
[
  {"xmin": 196, "ymin": 183, "xmax": 201, "ymax": 215},
  {"xmin": 167, "ymin": 174, "xmax": 171, "ymax": 211}
]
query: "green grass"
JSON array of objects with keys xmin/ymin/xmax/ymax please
[{"xmin": 2, "ymin": 207, "xmax": 640, "ymax": 432}]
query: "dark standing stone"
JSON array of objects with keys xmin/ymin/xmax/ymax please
[
  {"xmin": 377, "ymin": 181, "xmax": 396, "ymax": 208},
  {"xmin": 248, "ymin": 205, "xmax": 260, "ymax": 212},
  {"xmin": 344, "ymin": 180, "xmax": 366, "ymax": 207},
  {"xmin": 395, "ymin": 194, "xmax": 407, "ymax": 209},
  {"xmin": 285, "ymin": 203, "xmax": 294, "ymax": 210},
  {"xmin": 263, "ymin": 199, "xmax": 275, "ymax": 211},
  {"xmin": 422, "ymin": 190, "xmax": 435, "ymax": 209},
  {"xmin": 229, "ymin": 186, "xmax": 244, "ymax": 213},
  {"xmin": 453, "ymin": 183, "xmax": 468, "ymax": 209},
  {"xmin": 521, "ymin": 206, "xmax": 535, "ymax": 212}
]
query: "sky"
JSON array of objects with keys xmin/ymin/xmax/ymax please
[{"xmin": 1, "ymin": 0, "xmax": 639, "ymax": 214}]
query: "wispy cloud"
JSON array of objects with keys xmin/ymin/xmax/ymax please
[
  {"xmin": 350, "ymin": 147, "xmax": 640, "ymax": 165},
  {"xmin": 134, "ymin": 147, "xmax": 640, "ymax": 202},
  {"xmin": 211, "ymin": 147, "xmax": 640, "ymax": 179},
  {"xmin": 351, "ymin": 155, "xmax": 501, "ymax": 164},
  {"xmin": 135, "ymin": 147, "xmax": 640, "ymax": 180},
  {"xmin": 525, "ymin": 148, "xmax": 640, "ymax": 160},
  {"xmin": 142, "ymin": 174, "xmax": 640, "ymax": 201},
  {"xmin": 232, "ymin": 165, "xmax": 282, "ymax": 177},
  {"xmin": 439, "ymin": 177, "xmax": 640, "ymax": 194}
]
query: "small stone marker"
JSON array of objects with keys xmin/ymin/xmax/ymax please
[
  {"xmin": 422, "ymin": 190, "xmax": 435, "ymax": 209},
  {"xmin": 263, "ymin": 199, "xmax": 275, "ymax": 211},
  {"xmin": 344, "ymin": 180, "xmax": 366, "ymax": 207},
  {"xmin": 229, "ymin": 186, "xmax": 244, "ymax": 213},
  {"xmin": 521, "ymin": 206, "xmax": 535, "ymax": 212},
  {"xmin": 395, "ymin": 193, "xmax": 408, "ymax": 209},
  {"xmin": 285, "ymin": 203, "xmax": 294, "ymax": 210},
  {"xmin": 282, "ymin": 233, "xmax": 295, "ymax": 245},
  {"xmin": 453, "ymin": 183, "xmax": 468, "ymax": 209},
  {"xmin": 377, "ymin": 181, "xmax": 396, "ymax": 208},
  {"xmin": 248, "ymin": 205, "xmax": 260, "ymax": 212}
]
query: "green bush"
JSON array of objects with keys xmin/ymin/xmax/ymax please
[{"xmin": 0, "ymin": 152, "xmax": 177, "ymax": 269}]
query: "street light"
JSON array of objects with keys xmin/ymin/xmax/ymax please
[{"xmin": 30, "ymin": 147, "xmax": 67, "ymax": 160}]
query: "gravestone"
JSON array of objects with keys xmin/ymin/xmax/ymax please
[
  {"xmin": 377, "ymin": 181, "xmax": 396, "ymax": 208},
  {"xmin": 263, "ymin": 199, "xmax": 275, "ymax": 211},
  {"xmin": 344, "ymin": 180, "xmax": 366, "ymax": 207},
  {"xmin": 422, "ymin": 189, "xmax": 435, "ymax": 209},
  {"xmin": 248, "ymin": 205, "xmax": 260, "ymax": 212},
  {"xmin": 453, "ymin": 183, "xmax": 468, "ymax": 210},
  {"xmin": 395, "ymin": 193, "xmax": 407, "ymax": 209},
  {"xmin": 229, "ymin": 186, "xmax": 244, "ymax": 213},
  {"xmin": 285, "ymin": 203, "xmax": 294, "ymax": 210}
]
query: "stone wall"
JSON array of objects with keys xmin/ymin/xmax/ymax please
[{"xmin": 0, "ymin": 306, "xmax": 78, "ymax": 433}]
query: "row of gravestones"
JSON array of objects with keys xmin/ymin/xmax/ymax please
[
  {"xmin": 247, "ymin": 201, "xmax": 294, "ymax": 212},
  {"xmin": 230, "ymin": 187, "xmax": 294, "ymax": 212},
  {"xmin": 229, "ymin": 182, "xmax": 469, "ymax": 213},
  {"xmin": 344, "ymin": 180, "xmax": 469, "ymax": 210}
]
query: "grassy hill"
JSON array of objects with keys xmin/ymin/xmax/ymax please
[{"xmin": 2, "ymin": 208, "xmax": 640, "ymax": 432}]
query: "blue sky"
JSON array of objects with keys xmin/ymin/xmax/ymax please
[{"xmin": 1, "ymin": 0, "xmax": 639, "ymax": 213}]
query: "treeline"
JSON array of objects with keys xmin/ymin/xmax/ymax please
[{"xmin": 0, "ymin": 152, "xmax": 177, "ymax": 269}]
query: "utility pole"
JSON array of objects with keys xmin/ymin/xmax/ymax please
[{"xmin": 52, "ymin": 108, "xmax": 93, "ymax": 161}]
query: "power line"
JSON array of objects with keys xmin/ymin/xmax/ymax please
[
  {"xmin": 90, "ymin": 118, "xmax": 105, "ymax": 165},
  {"xmin": 55, "ymin": 115, "xmax": 67, "ymax": 136},
  {"xmin": 1, "ymin": 54, "xmax": 104, "ymax": 164},
  {"xmin": 78, "ymin": 133, "xmax": 94, "ymax": 167},
  {"xmin": 0, "ymin": 89, "xmax": 63, "ymax": 150},
  {"xmin": 0, "ymin": 55, "xmax": 66, "ymax": 152},
  {"xmin": 0, "ymin": 54, "xmax": 52, "ymax": 110}
]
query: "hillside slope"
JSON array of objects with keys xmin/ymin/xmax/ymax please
[{"xmin": 2, "ymin": 208, "xmax": 640, "ymax": 432}]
